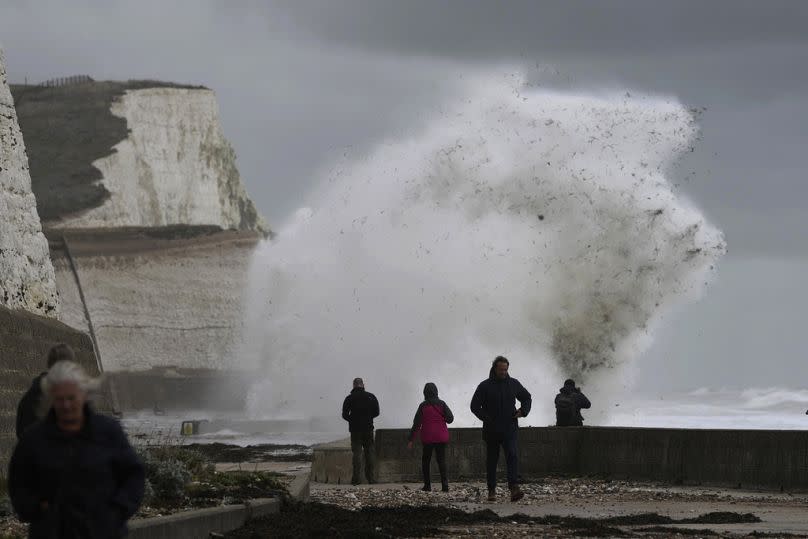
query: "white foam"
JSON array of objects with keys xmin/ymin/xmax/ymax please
[{"xmin": 240, "ymin": 73, "xmax": 725, "ymax": 426}]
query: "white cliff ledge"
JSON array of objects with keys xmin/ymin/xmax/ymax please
[{"xmin": 48, "ymin": 87, "xmax": 267, "ymax": 232}]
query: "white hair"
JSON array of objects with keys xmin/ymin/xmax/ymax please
[{"xmin": 42, "ymin": 360, "xmax": 101, "ymax": 394}]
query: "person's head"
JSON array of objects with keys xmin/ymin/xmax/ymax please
[
  {"xmin": 491, "ymin": 356, "xmax": 510, "ymax": 380},
  {"xmin": 423, "ymin": 382, "xmax": 438, "ymax": 400},
  {"xmin": 42, "ymin": 360, "xmax": 99, "ymax": 432},
  {"xmin": 46, "ymin": 343, "xmax": 75, "ymax": 368},
  {"xmin": 564, "ymin": 378, "xmax": 576, "ymax": 389},
  {"xmin": 352, "ymin": 377, "xmax": 364, "ymax": 390}
]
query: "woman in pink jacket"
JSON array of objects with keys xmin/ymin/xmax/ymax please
[{"xmin": 407, "ymin": 382, "xmax": 454, "ymax": 491}]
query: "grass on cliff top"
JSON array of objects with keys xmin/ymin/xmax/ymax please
[{"xmin": 9, "ymin": 80, "xmax": 206, "ymax": 223}]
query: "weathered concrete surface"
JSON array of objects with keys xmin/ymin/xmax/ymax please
[
  {"xmin": 128, "ymin": 498, "xmax": 280, "ymax": 539},
  {"xmin": 127, "ymin": 470, "xmax": 310, "ymax": 538},
  {"xmin": 46, "ymin": 226, "xmax": 261, "ymax": 372},
  {"xmin": 0, "ymin": 49, "xmax": 59, "ymax": 317},
  {"xmin": 311, "ymin": 437, "xmax": 354, "ymax": 484},
  {"xmin": 0, "ymin": 304, "xmax": 102, "ymax": 469},
  {"xmin": 313, "ymin": 427, "xmax": 808, "ymax": 491}
]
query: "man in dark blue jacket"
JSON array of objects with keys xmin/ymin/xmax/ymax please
[{"xmin": 470, "ymin": 356, "xmax": 532, "ymax": 502}]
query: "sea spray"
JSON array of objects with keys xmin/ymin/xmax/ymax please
[{"xmin": 240, "ymin": 74, "xmax": 725, "ymax": 426}]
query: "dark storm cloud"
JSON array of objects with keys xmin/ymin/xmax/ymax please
[
  {"xmin": 1, "ymin": 1, "xmax": 807, "ymax": 391},
  {"xmin": 271, "ymin": 0, "xmax": 808, "ymax": 58},
  {"xmin": 2, "ymin": 0, "xmax": 807, "ymax": 252}
]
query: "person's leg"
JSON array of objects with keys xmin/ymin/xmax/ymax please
[
  {"xmin": 421, "ymin": 444, "xmax": 434, "ymax": 490},
  {"xmin": 350, "ymin": 431, "xmax": 362, "ymax": 485},
  {"xmin": 363, "ymin": 429, "xmax": 376, "ymax": 483},
  {"xmin": 485, "ymin": 437, "xmax": 500, "ymax": 497},
  {"xmin": 504, "ymin": 431, "xmax": 523, "ymax": 501},
  {"xmin": 435, "ymin": 443, "xmax": 448, "ymax": 491}
]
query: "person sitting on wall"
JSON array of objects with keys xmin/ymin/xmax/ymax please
[
  {"xmin": 342, "ymin": 377, "xmax": 380, "ymax": 485},
  {"xmin": 9, "ymin": 360, "xmax": 145, "ymax": 539},
  {"xmin": 15, "ymin": 343, "xmax": 76, "ymax": 439},
  {"xmin": 554, "ymin": 378, "xmax": 591, "ymax": 427},
  {"xmin": 407, "ymin": 382, "xmax": 454, "ymax": 492}
]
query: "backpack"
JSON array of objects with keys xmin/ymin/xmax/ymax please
[{"xmin": 555, "ymin": 392, "xmax": 577, "ymax": 426}]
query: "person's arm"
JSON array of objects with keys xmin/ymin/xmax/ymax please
[
  {"xmin": 441, "ymin": 401, "xmax": 454, "ymax": 424},
  {"xmin": 8, "ymin": 436, "xmax": 42, "ymax": 522},
  {"xmin": 342, "ymin": 396, "xmax": 351, "ymax": 422},
  {"xmin": 576, "ymin": 391, "xmax": 591, "ymax": 409},
  {"xmin": 372, "ymin": 394, "xmax": 380, "ymax": 419},
  {"xmin": 408, "ymin": 403, "xmax": 424, "ymax": 441},
  {"xmin": 515, "ymin": 380, "xmax": 532, "ymax": 417},
  {"xmin": 110, "ymin": 421, "xmax": 145, "ymax": 520},
  {"xmin": 470, "ymin": 384, "xmax": 487, "ymax": 422}
]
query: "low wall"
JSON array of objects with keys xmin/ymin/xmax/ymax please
[
  {"xmin": 128, "ymin": 498, "xmax": 279, "ymax": 539},
  {"xmin": 0, "ymin": 304, "xmax": 103, "ymax": 468},
  {"xmin": 128, "ymin": 472, "xmax": 309, "ymax": 538},
  {"xmin": 109, "ymin": 368, "xmax": 255, "ymax": 411},
  {"xmin": 313, "ymin": 427, "xmax": 808, "ymax": 491}
]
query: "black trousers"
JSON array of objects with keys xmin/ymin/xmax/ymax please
[
  {"xmin": 350, "ymin": 429, "xmax": 375, "ymax": 484},
  {"xmin": 485, "ymin": 431, "xmax": 518, "ymax": 490},
  {"xmin": 422, "ymin": 443, "xmax": 447, "ymax": 487}
]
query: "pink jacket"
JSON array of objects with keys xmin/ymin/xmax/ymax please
[
  {"xmin": 409, "ymin": 384, "xmax": 454, "ymax": 444},
  {"xmin": 419, "ymin": 404, "xmax": 450, "ymax": 444}
]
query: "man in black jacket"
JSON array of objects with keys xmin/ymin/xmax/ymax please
[
  {"xmin": 15, "ymin": 343, "xmax": 76, "ymax": 439},
  {"xmin": 554, "ymin": 378, "xmax": 591, "ymax": 426},
  {"xmin": 470, "ymin": 356, "xmax": 532, "ymax": 502},
  {"xmin": 342, "ymin": 377, "xmax": 380, "ymax": 485}
]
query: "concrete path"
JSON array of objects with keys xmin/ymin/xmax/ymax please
[{"xmin": 312, "ymin": 482, "xmax": 808, "ymax": 536}]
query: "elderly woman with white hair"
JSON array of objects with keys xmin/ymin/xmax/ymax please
[{"xmin": 8, "ymin": 360, "xmax": 144, "ymax": 539}]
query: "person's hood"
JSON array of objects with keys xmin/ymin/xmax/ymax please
[{"xmin": 423, "ymin": 382, "xmax": 439, "ymax": 400}]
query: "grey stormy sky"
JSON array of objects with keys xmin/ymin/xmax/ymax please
[{"xmin": 1, "ymin": 0, "xmax": 807, "ymax": 393}]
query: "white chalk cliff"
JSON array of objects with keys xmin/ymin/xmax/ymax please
[
  {"xmin": 0, "ymin": 50, "xmax": 58, "ymax": 316},
  {"xmin": 51, "ymin": 87, "xmax": 267, "ymax": 232}
]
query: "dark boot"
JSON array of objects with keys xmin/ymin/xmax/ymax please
[
  {"xmin": 421, "ymin": 483, "xmax": 432, "ymax": 492},
  {"xmin": 487, "ymin": 488, "xmax": 497, "ymax": 502},
  {"xmin": 441, "ymin": 480, "xmax": 449, "ymax": 493},
  {"xmin": 509, "ymin": 484, "xmax": 524, "ymax": 502}
]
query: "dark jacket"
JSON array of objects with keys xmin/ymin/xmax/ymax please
[
  {"xmin": 9, "ymin": 405, "xmax": 145, "ymax": 539},
  {"xmin": 408, "ymin": 383, "xmax": 454, "ymax": 442},
  {"xmin": 554, "ymin": 386, "xmax": 591, "ymax": 426},
  {"xmin": 470, "ymin": 369, "xmax": 532, "ymax": 439},
  {"xmin": 15, "ymin": 373, "xmax": 46, "ymax": 439},
  {"xmin": 342, "ymin": 388, "xmax": 380, "ymax": 433}
]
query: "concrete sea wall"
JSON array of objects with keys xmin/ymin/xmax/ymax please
[{"xmin": 312, "ymin": 427, "xmax": 808, "ymax": 491}]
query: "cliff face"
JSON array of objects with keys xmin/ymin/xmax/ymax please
[
  {"xmin": 0, "ymin": 50, "xmax": 59, "ymax": 316},
  {"xmin": 49, "ymin": 227, "xmax": 260, "ymax": 371},
  {"xmin": 12, "ymin": 83, "xmax": 267, "ymax": 233},
  {"xmin": 7, "ymin": 76, "xmax": 269, "ymax": 375}
]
